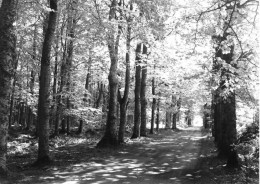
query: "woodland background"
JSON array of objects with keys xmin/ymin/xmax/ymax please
[{"xmin": 0, "ymin": 0, "xmax": 259, "ymax": 182}]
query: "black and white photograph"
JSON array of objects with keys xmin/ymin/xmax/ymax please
[{"xmin": 0, "ymin": 0, "xmax": 259, "ymax": 183}]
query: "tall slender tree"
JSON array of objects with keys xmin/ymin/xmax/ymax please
[
  {"xmin": 0, "ymin": 0, "xmax": 17, "ymax": 176},
  {"xmin": 156, "ymin": 97, "xmax": 160, "ymax": 132},
  {"xmin": 140, "ymin": 44, "xmax": 148, "ymax": 137},
  {"xmin": 53, "ymin": 19, "xmax": 60, "ymax": 136},
  {"xmin": 172, "ymin": 95, "xmax": 179, "ymax": 130},
  {"xmin": 26, "ymin": 23, "xmax": 38, "ymax": 131},
  {"xmin": 118, "ymin": 3, "xmax": 133, "ymax": 143},
  {"xmin": 97, "ymin": 0, "xmax": 121, "ymax": 147},
  {"xmin": 150, "ymin": 64, "xmax": 156, "ymax": 134},
  {"xmin": 65, "ymin": 0, "xmax": 77, "ymax": 134},
  {"xmin": 131, "ymin": 43, "xmax": 142, "ymax": 139},
  {"xmin": 36, "ymin": 0, "xmax": 58, "ymax": 165}
]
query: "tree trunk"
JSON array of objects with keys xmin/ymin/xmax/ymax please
[
  {"xmin": 211, "ymin": 93, "xmax": 216, "ymax": 138},
  {"xmin": 96, "ymin": 55, "xmax": 119, "ymax": 147},
  {"xmin": 78, "ymin": 53, "xmax": 92, "ymax": 134},
  {"xmin": 36, "ymin": 0, "xmax": 57, "ymax": 165},
  {"xmin": 96, "ymin": 83, "xmax": 104, "ymax": 108},
  {"xmin": 61, "ymin": 119, "xmax": 66, "ymax": 133},
  {"xmin": 84, "ymin": 67, "xmax": 91, "ymax": 105},
  {"xmin": 97, "ymin": 0, "xmax": 120, "ymax": 148},
  {"xmin": 26, "ymin": 108, "xmax": 33, "ymax": 131},
  {"xmin": 19, "ymin": 102, "xmax": 24, "ymax": 127},
  {"xmin": 131, "ymin": 43, "xmax": 142, "ymax": 139},
  {"xmin": 26, "ymin": 24, "xmax": 38, "ymax": 131},
  {"xmin": 65, "ymin": 0, "xmax": 77, "ymax": 135},
  {"xmin": 172, "ymin": 113, "xmax": 177, "ymax": 130},
  {"xmin": 53, "ymin": 26, "xmax": 59, "ymax": 135},
  {"xmin": 165, "ymin": 111, "xmax": 171, "ymax": 129},
  {"xmin": 177, "ymin": 97, "xmax": 181, "ymax": 122},
  {"xmin": 36, "ymin": 4, "xmax": 50, "ymax": 137},
  {"xmin": 188, "ymin": 118, "xmax": 192, "ymax": 126},
  {"xmin": 77, "ymin": 120, "xmax": 83, "ymax": 134},
  {"xmin": 140, "ymin": 44, "xmax": 147, "ymax": 137},
  {"xmin": 0, "ymin": 0, "xmax": 17, "ymax": 176},
  {"xmin": 118, "ymin": 5, "xmax": 132, "ymax": 143},
  {"xmin": 156, "ymin": 98, "xmax": 160, "ymax": 132},
  {"xmin": 212, "ymin": 33, "xmax": 238, "ymax": 167},
  {"xmin": 219, "ymin": 92, "xmax": 237, "ymax": 167},
  {"xmin": 214, "ymin": 96, "xmax": 222, "ymax": 143},
  {"xmin": 118, "ymin": 101, "xmax": 127, "ymax": 143},
  {"xmin": 9, "ymin": 78, "xmax": 17, "ymax": 129},
  {"xmin": 150, "ymin": 77, "xmax": 156, "ymax": 134}
]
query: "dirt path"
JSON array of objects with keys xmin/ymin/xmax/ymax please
[{"xmin": 12, "ymin": 126, "xmax": 208, "ymax": 184}]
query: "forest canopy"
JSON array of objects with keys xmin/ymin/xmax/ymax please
[{"xmin": 0, "ymin": 0, "xmax": 259, "ymax": 182}]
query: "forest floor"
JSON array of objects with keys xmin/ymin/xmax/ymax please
[{"xmin": 2, "ymin": 126, "xmax": 259, "ymax": 184}]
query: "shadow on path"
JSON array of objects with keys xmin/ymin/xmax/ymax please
[{"xmin": 18, "ymin": 126, "xmax": 209, "ymax": 184}]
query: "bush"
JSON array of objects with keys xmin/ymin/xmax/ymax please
[{"xmin": 235, "ymin": 122, "xmax": 259, "ymax": 182}]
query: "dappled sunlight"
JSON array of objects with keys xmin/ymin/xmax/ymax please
[
  {"xmin": 191, "ymin": 135, "xmax": 208, "ymax": 141},
  {"xmin": 32, "ymin": 128, "xmax": 208, "ymax": 184},
  {"xmin": 62, "ymin": 181, "xmax": 78, "ymax": 184}
]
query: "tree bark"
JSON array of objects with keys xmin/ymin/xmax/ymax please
[
  {"xmin": 150, "ymin": 76, "xmax": 156, "ymax": 134},
  {"xmin": 65, "ymin": 0, "xmax": 77, "ymax": 135},
  {"xmin": 165, "ymin": 111, "xmax": 171, "ymax": 129},
  {"xmin": 9, "ymin": 79, "xmax": 16, "ymax": 129},
  {"xmin": 118, "ymin": 100, "xmax": 127, "ymax": 143},
  {"xmin": 131, "ymin": 43, "xmax": 142, "ymax": 139},
  {"xmin": 219, "ymin": 92, "xmax": 237, "ymax": 167},
  {"xmin": 172, "ymin": 113, "xmax": 177, "ymax": 130},
  {"xmin": 53, "ymin": 24, "xmax": 59, "ymax": 135},
  {"xmin": 26, "ymin": 24, "xmax": 38, "ymax": 131},
  {"xmin": 140, "ymin": 44, "xmax": 147, "ymax": 137},
  {"xmin": 96, "ymin": 83, "xmax": 104, "ymax": 108},
  {"xmin": 118, "ymin": 4, "xmax": 132, "ymax": 143},
  {"xmin": 212, "ymin": 33, "xmax": 238, "ymax": 167},
  {"xmin": 36, "ymin": 0, "xmax": 58, "ymax": 165},
  {"xmin": 84, "ymin": 60, "xmax": 91, "ymax": 105},
  {"xmin": 211, "ymin": 93, "xmax": 216, "ymax": 138},
  {"xmin": 35, "ymin": 6, "xmax": 50, "ymax": 137},
  {"xmin": 156, "ymin": 98, "xmax": 160, "ymax": 132},
  {"xmin": 171, "ymin": 95, "xmax": 177, "ymax": 130},
  {"xmin": 97, "ymin": 0, "xmax": 120, "ymax": 148},
  {"xmin": 0, "ymin": 0, "xmax": 17, "ymax": 176}
]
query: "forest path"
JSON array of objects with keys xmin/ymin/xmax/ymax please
[{"xmin": 18, "ymin": 126, "xmax": 210, "ymax": 184}]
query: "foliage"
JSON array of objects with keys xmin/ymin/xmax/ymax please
[
  {"xmin": 2, "ymin": 0, "xmax": 259, "ymax": 179},
  {"xmin": 235, "ymin": 122, "xmax": 259, "ymax": 180}
]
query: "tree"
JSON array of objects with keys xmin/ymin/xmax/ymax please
[
  {"xmin": 36, "ymin": 0, "xmax": 58, "ymax": 165},
  {"xmin": 0, "ymin": 0, "xmax": 17, "ymax": 176},
  {"xmin": 54, "ymin": 0, "xmax": 77, "ymax": 135},
  {"xmin": 65, "ymin": 0, "xmax": 77, "ymax": 135},
  {"xmin": 140, "ymin": 44, "xmax": 148, "ymax": 137},
  {"xmin": 118, "ymin": 2, "xmax": 133, "ymax": 144},
  {"xmin": 156, "ymin": 96, "xmax": 160, "ymax": 132},
  {"xmin": 53, "ymin": 18, "xmax": 60, "ymax": 136},
  {"xmin": 26, "ymin": 23, "xmax": 38, "ymax": 131},
  {"xmin": 131, "ymin": 43, "xmax": 142, "ymax": 139},
  {"xmin": 171, "ymin": 95, "xmax": 177, "ymax": 130},
  {"xmin": 212, "ymin": 32, "xmax": 238, "ymax": 167},
  {"xmin": 97, "ymin": 0, "xmax": 121, "ymax": 148},
  {"xmin": 205, "ymin": 0, "xmax": 258, "ymax": 168},
  {"xmin": 150, "ymin": 75, "xmax": 156, "ymax": 134}
]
